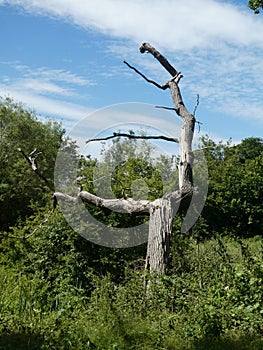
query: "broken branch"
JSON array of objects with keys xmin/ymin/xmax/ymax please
[
  {"xmin": 139, "ymin": 42, "xmax": 178, "ymax": 77},
  {"xmin": 155, "ymin": 105, "xmax": 179, "ymax": 113}
]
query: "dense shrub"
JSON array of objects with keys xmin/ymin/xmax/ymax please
[{"xmin": 0, "ymin": 234, "xmax": 262, "ymax": 349}]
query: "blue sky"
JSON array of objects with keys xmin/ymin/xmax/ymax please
[{"xmin": 1, "ymin": 0, "xmax": 263, "ymax": 154}]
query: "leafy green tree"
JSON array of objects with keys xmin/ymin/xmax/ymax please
[
  {"xmin": 198, "ymin": 136, "xmax": 263, "ymax": 238},
  {"xmin": 0, "ymin": 96, "xmax": 76, "ymax": 231},
  {"xmin": 225, "ymin": 137, "xmax": 263, "ymax": 162},
  {"xmin": 248, "ymin": 0, "xmax": 263, "ymax": 13}
]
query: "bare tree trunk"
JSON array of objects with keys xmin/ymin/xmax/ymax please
[
  {"xmin": 138, "ymin": 43, "xmax": 195, "ymax": 274},
  {"xmin": 145, "ymin": 198, "xmax": 173, "ymax": 274},
  {"xmin": 168, "ymin": 75, "xmax": 195, "ymax": 194}
]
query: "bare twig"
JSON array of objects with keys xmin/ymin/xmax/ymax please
[
  {"xmin": 124, "ymin": 60, "xmax": 168, "ymax": 90},
  {"xmin": 155, "ymin": 105, "xmax": 178, "ymax": 112},
  {"xmin": 86, "ymin": 132, "xmax": 179, "ymax": 144},
  {"xmin": 196, "ymin": 121, "xmax": 203, "ymax": 133},
  {"xmin": 193, "ymin": 94, "xmax": 200, "ymax": 116},
  {"xmin": 0, "ymin": 210, "xmax": 53, "ymax": 240}
]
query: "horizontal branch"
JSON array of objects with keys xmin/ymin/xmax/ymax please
[
  {"xmin": 54, "ymin": 191, "xmax": 152, "ymax": 214},
  {"xmin": 86, "ymin": 132, "xmax": 179, "ymax": 144},
  {"xmin": 54, "ymin": 188, "xmax": 189, "ymax": 216}
]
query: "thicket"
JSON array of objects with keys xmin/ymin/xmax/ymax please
[{"xmin": 0, "ymin": 98, "xmax": 262, "ymax": 349}]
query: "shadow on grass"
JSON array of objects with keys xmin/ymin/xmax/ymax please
[
  {"xmin": 193, "ymin": 334, "xmax": 263, "ymax": 350},
  {"xmin": 0, "ymin": 333, "xmax": 43, "ymax": 350}
]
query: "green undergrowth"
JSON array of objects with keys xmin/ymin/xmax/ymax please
[{"xmin": 0, "ymin": 235, "xmax": 262, "ymax": 350}]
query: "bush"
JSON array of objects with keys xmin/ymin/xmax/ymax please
[{"xmin": 1, "ymin": 218, "xmax": 262, "ymax": 349}]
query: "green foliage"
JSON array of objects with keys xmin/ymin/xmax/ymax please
[
  {"xmin": 92, "ymin": 134, "xmax": 177, "ymax": 201},
  {"xmin": 199, "ymin": 136, "xmax": 263, "ymax": 238},
  {"xmin": 1, "ymin": 98, "xmax": 263, "ymax": 348},
  {"xmin": 248, "ymin": 0, "xmax": 263, "ymax": 13},
  {"xmin": 0, "ymin": 236, "xmax": 262, "ymax": 349},
  {"xmin": 0, "ymin": 96, "xmax": 77, "ymax": 231}
]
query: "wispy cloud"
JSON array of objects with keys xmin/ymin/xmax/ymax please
[
  {"xmin": 5, "ymin": 0, "xmax": 263, "ymax": 50},
  {"xmin": 0, "ymin": 83, "xmax": 92, "ymax": 120},
  {"xmin": 0, "ymin": 61, "xmax": 94, "ymax": 122},
  {"xmin": 12, "ymin": 63, "xmax": 93, "ymax": 86},
  {"xmin": 13, "ymin": 78, "xmax": 74, "ymax": 96},
  {"xmin": 0, "ymin": 61, "xmax": 94, "ymax": 99}
]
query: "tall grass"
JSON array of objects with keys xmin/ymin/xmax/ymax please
[{"xmin": 0, "ymin": 236, "xmax": 262, "ymax": 349}]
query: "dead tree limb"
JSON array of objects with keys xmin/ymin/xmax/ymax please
[
  {"xmin": 155, "ymin": 105, "xmax": 177, "ymax": 111},
  {"xmin": 86, "ymin": 132, "xmax": 179, "ymax": 144},
  {"xmin": 123, "ymin": 61, "xmax": 168, "ymax": 90},
  {"xmin": 193, "ymin": 94, "xmax": 200, "ymax": 116},
  {"xmin": 139, "ymin": 42, "xmax": 178, "ymax": 76},
  {"xmin": 18, "ymin": 148, "xmax": 54, "ymax": 192},
  {"xmin": 54, "ymin": 190, "xmax": 152, "ymax": 214},
  {"xmin": 137, "ymin": 43, "xmax": 196, "ymax": 194}
]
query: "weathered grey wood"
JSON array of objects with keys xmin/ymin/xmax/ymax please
[
  {"xmin": 54, "ymin": 43, "xmax": 196, "ymax": 274},
  {"xmin": 167, "ymin": 77, "xmax": 195, "ymax": 193},
  {"xmin": 139, "ymin": 43, "xmax": 195, "ymax": 195},
  {"xmin": 53, "ymin": 191, "xmax": 152, "ymax": 214},
  {"xmin": 18, "ymin": 148, "xmax": 53, "ymax": 191},
  {"xmin": 145, "ymin": 198, "xmax": 173, "ymax": 274},
  {"xmin": 139, "ymin": 43, "xmax": 178, "ymax": 77}
]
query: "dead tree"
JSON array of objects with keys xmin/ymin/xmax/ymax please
[
  {"xmin": 134, "ymin": 43, "xmax": 195, "ymax": 273},
  {"xmin": 23, "ymin": 43, "xmax": 195, "ymax": 275}
]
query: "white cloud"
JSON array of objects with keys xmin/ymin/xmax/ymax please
[{"xmin": 4, "ymin": 0, "xmax": 263, "ymax": 50}]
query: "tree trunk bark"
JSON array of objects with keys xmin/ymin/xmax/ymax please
[{"xmin": 145, "ymin": 198, "xmax": 173, "ymax": 274}]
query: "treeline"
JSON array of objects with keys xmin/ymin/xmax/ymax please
[
  {"xmin": 0, "ymin": 97, "xmax": 262, "ymax": 349},
  {"xmin": 1, "ymin": 97, "xmax": 262, "ymax": 239}
]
